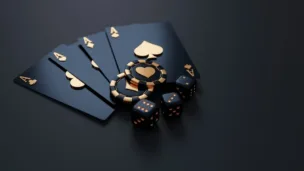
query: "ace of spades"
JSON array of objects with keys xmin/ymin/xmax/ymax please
[{"xmin": 134, "ymin": 41, "xmax": 163, "ymax": 59}]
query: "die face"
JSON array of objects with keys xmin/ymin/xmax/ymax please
[
  {"xmin": 161, "ymin": 92, "xmax": 183, "ymax": 107},
  {"xmin": 131, "ymin": 114, "xmax": 151, "ymax": 126},
  {"xmin": 176, "ymin": 86, "xmax": 189, "ymax": 99},
  {"xmin": 132, "ymin": 99, "xmax": 159, "ymax": 128},
  {"xmin": 133, "ymin": 99, "xmax": 156, "ymax": 118},
  {"xmin": 176, "ymin": 75, "xmax": 196, "ymax": 100},
  {"xmin": 161, "ymin": 92, "xmax": 183, "ymax": 117},
  {"xmin": 176, "ymin": 75, "xmax": 196, "ymax": 89},
  {"xmin": 165, "ymin": 105, "xmax": 183, "ymax": 117}
]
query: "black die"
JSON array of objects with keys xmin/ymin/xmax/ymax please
[
  {"xmin": 132, "ymin": 99, "xmax": 159, "ymax": 128},
  {"xmin": 161, "ymin": 92, "xmax": 183, "ymax": 118},
  {"xmin": 176, "ymin": 75, "xmax": 196, "ymax": 100}
]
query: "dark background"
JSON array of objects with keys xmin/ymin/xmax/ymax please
[{"xmin": 0, "ymin": 0, "xmax": 303, "ymax": 170}]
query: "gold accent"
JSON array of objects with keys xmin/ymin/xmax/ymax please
[
  {"xmin": 151, "ymin": 62, "xmax": 160, "ymax": 67},
  {"xmin": 143, "ymin": 101, "xmax": 146, "ymax": 104},
  {"xmin": 141, "ymin": 118, "xmax": 145, "ymax": 121},
  {"xmin": 117, "ymin": 73, "xmax": 125, "ymax": 78},
  {"xmin": 146, "ymin": 82, "xmax": 155, "ymax": 87},
  {"xmin": 139, "ymin": 94, "xmax": 148, "ymax": 99},
  {"xmin": 111, "ymin": 90, "xmax": 119, "ymax": 97},
  {"xmin": 54, "ymin": 52, "xmax": 66, "ymax": 62},
  {"xmin": 173, "ymin": 94, "xmax": 176, "ymax": 96},
  {"xmin": 134, "ymin": 41, "xmax": 163, "ymax": 59},
  {"xmin": 19, "ymin": 76, "xmax": 37, "ymax": 85},
  {"xmin": 110, "ymin": 27, "xmax": 119, "ymax": 38},
  {"xmin": 138, "ymin": 60, "xmax": 146, "ymax": 63},
  {"xmin": 141, "ymin": 108, "xmax": 145, "ymax": 110},
  {"xmin": 184, "ymin": 65, "xmax": 195, "ymax": 76},
  {"xmin": 110, "ymin": 80, "xmax": 116, "ymax": 86},
  {"xmin": 123, "ymin": 97, "xmax": 132, "ymax": 103},
  {"xmin": 137, "ymin": 119, "xmax": 141, "ymax": 123},
  {"xmin": 137, "ymin": 106, "xmax": 141, "ymax": 109},
  {"xmin": 91, "ymin": 60, "xmax": 99, "ymax": 69},
  {"xmin": 131, "ymin": 78, "xmax": 139, "ymax": 84},
  {"xmin": 159, "ymin": 77, "xmax": 166, "ymax": 83},
  {"xmin": 147, "ymin": 88, "xmax": 154, "ymax": 93},
  {"xmin": 184, "ymin": 64, "xmax": 192, "ymax": 70},
  {"xmin": 168, "ymin": 100, "xmax": 171, "ymax": 103},
  {"xmin": 186, "ymin": 69, "xmax": 195, "ymax": 77},
  {"xmin": 65, "ymin": 71, "xmax": 85, "ymax": 88},
  {"xmin": 125, "ymin": 69, "xmax": 131, "ymax": 75},
  {"xmin": 127, "ymin": 62, "xmax": 134, "ymax": 66},
  {"xmin": 83, "ymin": 37, "xmax": 94, "ymax": 48},
  {"xmin": 125, "ymin": 81, "xmax": 138, "ymax": 92},
  {"xmin": 160, "ymin": 69, "xmax": 167, "ymax": 75},
  {"xmin": 145, "ymin": 110, "xmax": 148, "ymax": 112},
  {"xmin": 135, "ymin": 67, "xmax": 155, "ymax": 78}
]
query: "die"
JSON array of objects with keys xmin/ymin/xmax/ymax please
[
  {"xmin": 131, "ymin": 99, "xmax": 159, "ymax": 128},
  {"xmin": 161, "ymin": 92, "xmax": 183, "ymax": 118},
  {"xmin": 175, "ymin": 75, "xmax": 197, "ymax": 100}
]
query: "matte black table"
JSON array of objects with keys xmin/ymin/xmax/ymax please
[{"xmin": 0, "ymin": 0, "xmax": 302, "ymax": 170}]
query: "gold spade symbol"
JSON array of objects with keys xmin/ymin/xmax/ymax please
[
  {"xmin": 28, "ymin": 79, "xmax": 37, "ymax": 85},
  {"xmin": 83, "ymin": 37, "xmax": 94, "ymax": 48},
  {"xmin": 134, "ymin": 41, "xmax": 163, "ymax": 59},
  {"xmin": 110, "ymin": 27, "xmax": 119, "ymax": 38},
  {"xmin": 125, "ymin": 81, "xmax": 138, "ymax": 92},
  {"xmin": 19, "ymin": 76, "xmax": 37, "ymax": 86},
  {"xmin": 65, "ymin": 71, "xmax": 85, "ymax": 89},
  {"xmin": 54, "ymin": 52, "xmax": 67, "ymax": 62}
]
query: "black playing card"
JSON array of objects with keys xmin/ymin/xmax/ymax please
[
  {"xmin": 105, "ymin": 22, "xmax": 200, "ymax": 84},
  {"xmin": 78, "ymin": 32, "xmax": 119, "ymax": 80},
  {"xmin": 48, "ymin": 44, "xmax": 115, "ymax": 106},
  {"xmin": 14, "ymin": 56, "xmax": 114, "ymax": 121}
]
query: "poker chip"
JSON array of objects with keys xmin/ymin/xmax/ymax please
[
  {"xmin": 124, "ymin": 60, "xmax": 167, "ymax": 88},
  {"xmin": 110, "ymin": 72, "xmax": 154, "ymax": 104}
]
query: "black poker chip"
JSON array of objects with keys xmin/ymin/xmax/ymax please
[
  {"xmin": 124, "ymin": 60, "xmax": 167, "ymax": 88},
  {"xmin": 110, "ymin": 72, "xmax": 154, "ymax": 104}
]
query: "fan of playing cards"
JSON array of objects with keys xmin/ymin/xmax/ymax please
[{"xmin": 14, "ymin": 22, "xmax": 200, "ymax": 127}]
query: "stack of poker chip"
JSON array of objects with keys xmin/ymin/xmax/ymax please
[{"xmin": 110, "ymin": 59, "xmax": 167, "ymax": 104}]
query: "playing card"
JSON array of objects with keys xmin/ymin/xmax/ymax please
[
  {"xmin": 105, "ymin": 22, "xmax": 200, "ymax": 84},
  {"xmin": 14, "ymin": 56, "xmax": 114, "ymax": 121},
  {"xmin": 48, "ymin": 44, "xmax": 114, "ymax": 106},
  {"xmin": 78, "ymin": 32, "xmax": 119, "ymax": 80}
]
